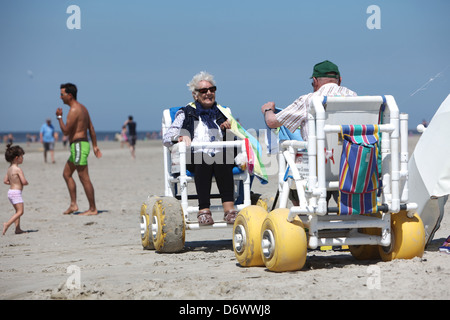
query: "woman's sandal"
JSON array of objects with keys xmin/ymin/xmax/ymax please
[
  {"xmin": 224, "ymin": 210, "xmax": 238, "ymax": 224},
  {"xmin": 197, "ymin": 209, "xmax": 214, "ymax": 226}
]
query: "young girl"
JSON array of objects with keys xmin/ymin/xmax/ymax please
[{"xmin": 3, "ymin": 143, "xmax": 28, "ymax": 235}]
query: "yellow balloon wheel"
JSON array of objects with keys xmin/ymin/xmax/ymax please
[
  {"xmin": 140, "ymin": 201, "xmax": 154, "ymax": 250},
  {"xmin": 260, "ymin": 209, "xmax": 307, "ymax": 272},
  {"xmin": 379, "ymin": 210, "xmax": 426, "ymax": 261},
  {"xmin": 255, "ymin": 192, "xmax": 276, "ymax": 212},
  {"xmin": 233, "ymin": 205, "xmax": 268, "ymax": 267},
  {"xmin": 349, "ymin": 243, "xmax": 381, "ymax": 260},
  {"xmin": 152, "ymin": 197, "xmax": 185, "ymax": 253},
  {"xmin": 349, "ymin": 212, "xmax": 382, "ymax": 260}
]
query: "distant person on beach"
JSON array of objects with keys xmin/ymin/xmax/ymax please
[
  {"xmin": 120, "ymin": 125, "xmax": 128, "ymax": 148},
  {"xmin": 26, "ymin": 134, "xmax": 32, "ymax": 146},
  {"xmin": 3, "ymin": 144, "xmax": 29, "ymax": 235},
  {"xmin": 40, "ymin": 118, "xmax": 56, "ymax": 163},
  {"xmin": 56, "ymin": 83, "xmax": 102, "ymax": 216},
  {"xmin": 124, "ymin": 116, "xmax": 137, "ymax": 159},
  {"xmin": 62, "ymin": 135, "xmax": 68, "ymax": 148},
  {"xmin": 163, "ymin": 71, "xmax": 237, "ymax": 225},
  {"xmin": 6, "ymin": 134, "xmax": 14, "ymax": 145}
]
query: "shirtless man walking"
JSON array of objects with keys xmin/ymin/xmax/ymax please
[{"xmin": 56, "ymin": 83, "xmax": 102, "ymax": 216}]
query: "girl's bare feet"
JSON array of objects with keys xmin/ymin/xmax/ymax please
[
  {"xmin": 3, "ymin": 223, "xmax": 28, "ymax": 235},
  {"xmin": 15, "ymin": 228, "xmax": 27, "ymax": 234}
]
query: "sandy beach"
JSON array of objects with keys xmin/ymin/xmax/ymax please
[{"xmin": 0, "ymin": 137, "xmax": 449, "ymax": 300}]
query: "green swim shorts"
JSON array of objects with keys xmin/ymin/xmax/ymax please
[{"xmin": 68, "ymin": 140, "xmax": 90, "ymax": 166}]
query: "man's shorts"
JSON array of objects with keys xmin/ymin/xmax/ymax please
[
  {"xmin": 68, "ymin": 140, "xmax": 90, "ymax": 166},
  {"xmin": 129, "ymin": 135, "xmax": 137, "ymax": 146},
  {"xmin": 43, "ymin": 142, "xmax": 55, "ymax": 151},
  {"xmin": 8, "ymin": 189, "xmax": 23, "ymax": 205}
]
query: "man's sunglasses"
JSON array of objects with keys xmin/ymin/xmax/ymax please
[{"xmin": 195, "ymin": 86, "xmax": 217, "ymax": 94}]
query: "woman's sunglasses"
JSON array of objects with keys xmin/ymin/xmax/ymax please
[{"xmin": 195, "ymin": 86, "xmax": 217, "ymax": 94}]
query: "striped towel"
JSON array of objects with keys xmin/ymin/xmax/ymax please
[
  {"xmin": 218, "ymin": 106, "xmax": 268, "ymax": 184},
  {"xmin": 338, "ymin": 125, "xmax": 380, "ymax": 215}
]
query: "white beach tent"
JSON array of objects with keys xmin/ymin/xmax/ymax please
[{"xmin": 407, "ymin": 94, "xmax": 450, "ymax": 245}]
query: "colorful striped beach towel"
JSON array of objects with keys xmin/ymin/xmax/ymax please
[
  {"xmin": 219, "ymin": 106, "xmax": 268, "ymax": 184},
  {"xmin": 338, "ymin": 125, "xmax": 380, "ymax": 215}
]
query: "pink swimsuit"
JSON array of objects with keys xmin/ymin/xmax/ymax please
[{"xmin": 8, "ymin": 189, "xmax": 23, "ymax": 205}]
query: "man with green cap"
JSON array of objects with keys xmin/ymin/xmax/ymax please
[{"xmin": 261, "ymin": 60, "xmax": 357, "ymax": 140}]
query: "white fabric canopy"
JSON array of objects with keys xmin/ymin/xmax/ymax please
[
  {"xmin": 408, "ymin": 94, "xmax": 450, "ymax": 244},
  {"xmin": 414, "ymin": 94, "xmax": 450, "ymax": 197}
]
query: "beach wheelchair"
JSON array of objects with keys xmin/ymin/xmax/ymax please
[
  {"xmin": 139, "ymin": 106, "xmax": 256, "ymax": 253},
  {"xmin": 233, "ymin": 95, "xmax": 426, "ymax": 272}
]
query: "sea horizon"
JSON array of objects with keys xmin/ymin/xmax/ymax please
[
  {"xmin": 1, "ymin": 127, "xmax": 422, "ymax": 144},
  {"xmin": 0, "ymin": 130, "xmax": 162, "ymax": 143}
]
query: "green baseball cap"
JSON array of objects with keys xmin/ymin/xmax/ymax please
[{"xmin": 311, "ymin": 60, "xmax": 340, "ymax": 79}]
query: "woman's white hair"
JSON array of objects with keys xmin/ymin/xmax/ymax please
[{"xmin": 187, "ymin": 71, "xmax": 216, "ymax": 93}]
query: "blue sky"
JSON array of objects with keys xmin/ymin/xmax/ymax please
[{"xmin": 1, "ymin": 0, "xmax": 449, "ymax": 133}]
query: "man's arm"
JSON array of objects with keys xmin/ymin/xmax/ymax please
[
  {"xmin": 39, "ymin": 124, "xmax": 44, "ymax": 143},
  {"xmin": 261, "ymin": 102, "xmax": 282, "ymax": 129},
  {"xmin": 88, "ymin": 116, "xmax": 102, "ymax": 158},
  {"xmin": 56, "ymin": 107, "xmax": 76, "ymax": 136}
]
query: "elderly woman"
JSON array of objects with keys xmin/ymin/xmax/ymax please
[{"xmin": 163, "ymin": 71, "xmax": 238, "ymax": 225}]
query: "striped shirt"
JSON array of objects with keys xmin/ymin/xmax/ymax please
[{"xmin": 276, "ymin": 83, "xmax": 357, "ymax": 140}]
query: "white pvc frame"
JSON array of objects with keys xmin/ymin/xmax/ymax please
[
  {"xmin": 161, "ymin": 109, "xmax": 251, "ymax": 230},
  {"xmin": 277, "ymin": 95, "xmax": 418, "ymax": 249}
]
